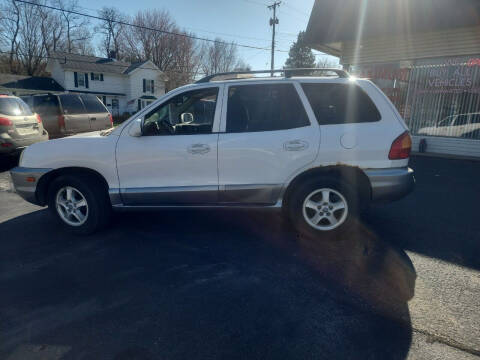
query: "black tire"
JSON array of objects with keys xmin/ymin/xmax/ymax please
[
  {"xmin": 287, "ymin": 176, "xmax": 359, "ymax": 238},
  {"xmin": 47, "ymin": 174, "xmax": 111, "ymax": 235}
]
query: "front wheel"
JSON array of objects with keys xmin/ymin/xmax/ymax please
[
  {"xmin": 48, "ymin": 174, "xmax": 111, "ymax": 235},
  {"xmin": 288, "ymin": 177, "xmax": 358, "ymax": 237}
]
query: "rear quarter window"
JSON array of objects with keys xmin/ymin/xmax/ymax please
[
  {"xmin": 80, "ymin": 95, "xmax": 108, "ymax": 113},
  {"xmin": 301, "ymin": 83, "xmax": 381, "ymax": 125},
  {"xmin": 59, "ymin": 95, "xmax": 87, "ymax": 114},
  {"xmin": 33, "ymin": 96, "xmax": 60, "ymax": 116},
  {"xmin": 0, "ymin": 97, "xmax": 33, "ymax": 116}
]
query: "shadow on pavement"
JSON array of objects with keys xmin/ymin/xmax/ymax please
[
  {"xmin": 0, "ymin": 207, "xmax": 415, "ymax": 360},
  {"xmin": 365, "ymin": 156, "xmax": 480, "ymax": 271},
  {"xmin": 0, "ymin": 154, "xmax": 19, "ymax": 173}
]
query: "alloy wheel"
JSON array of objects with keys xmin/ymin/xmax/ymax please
[
  {"xmin": 302, "ymin": 188, "xmax": 348, "ymax": 231},
  {"xmin": 55, "ymin": 186, "xmax": 89, "ymax": 226}
]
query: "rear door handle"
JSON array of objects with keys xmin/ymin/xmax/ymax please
[
  {"xmin": 187, "ymin": 143, "xmax": 210, "ymax": 155},
  {"xmin": 284, "ymin": 140, "xmax": 309, "ymax": 151}
]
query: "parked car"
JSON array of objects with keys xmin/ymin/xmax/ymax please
[
  {"xmin": 11, "ymin": 69, "xmax": 414, "ymax": 235},
  {"xmin": 417, "ymin": 112, "xmax": 480, "ymax": 139},
  {"xmin": 0, "ymin": 95, "xmax": 48, "ymax": 156},
  {"xmin": 21, "ymin": 93, "xmax": 113, "ymax": 138}
]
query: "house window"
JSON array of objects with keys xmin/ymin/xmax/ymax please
[
  {"xmin": 143, "ymin": 79, "xmax": 154, "ymax": 93},
  {"xmin": 93, "ymin": 73, "xmax": 101, "ymax": 80},
  {"xmin": 78, "ymin": 74, "xmax": 85, "ymax": 87}
]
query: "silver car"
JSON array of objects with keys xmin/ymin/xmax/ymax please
[{"xmin": 0, "ymin": 95, "xmax": 48, "ymax": 156}]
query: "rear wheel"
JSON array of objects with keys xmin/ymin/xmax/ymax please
[
  {"xmin": 288, "ymin": 177, "xmax": 358, "ymax": 237},
  {"xmin": 47, "ymin": 174, "xmax": 111, "ymax": 235}
]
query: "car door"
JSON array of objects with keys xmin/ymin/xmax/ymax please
[
  {"xmin": 79, "ymin": 95, "xmax": 112, "ymax": 131},
  {"xmin": 116, "ymin": 85, "xmax": 223, "ymax": 205},
  {"xmin": 217, "ymin": 82, "xmax": 319, "ymax": 205},
  {"xmin": 58, "ymin": 94, "xmax": 90, "ymax": 134}
]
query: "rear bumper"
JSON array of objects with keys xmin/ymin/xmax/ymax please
[
  {"xmin": 9, "ymin": 167, "xmax": 51, "ymax": 205},
  {"xmin": 364, "ymin": 167, "xmax": 415, "ymax": 203},
  {"xmin": 0, "ymin": 131, "xmax": 49, "ymax": 154}
]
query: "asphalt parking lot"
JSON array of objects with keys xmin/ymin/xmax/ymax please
[{"xmin": 0, "ymin": 155, "xmax": 479, "ymax": 360}]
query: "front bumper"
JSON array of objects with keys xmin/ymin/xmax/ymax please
[
  {"xmin": 364, "ymin": 167, "xmax": 415, "ymax": 203},
  {"xmin": 10, "ymin": 167, "xmax": 51, "ymax": 205}
]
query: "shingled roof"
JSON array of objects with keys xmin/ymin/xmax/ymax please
[
  {"xmin": 0, "ymin": 74, "xmax": 64, "ymax": 92},
  {"xmin": 51, "ymin": 52, "xmax": 156, "ymax": 75}
]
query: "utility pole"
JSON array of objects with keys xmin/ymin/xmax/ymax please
[{"xmin": 268, "ymin": 1, "xmax": 281, "ymax": 76}]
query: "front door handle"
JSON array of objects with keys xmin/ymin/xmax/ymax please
[
  {"xmin": 91, "ymin": 117, "xmax": 96, "ymax": 121},
  {"xmin": 187, "ymin": 143, "xmax": 210, "ymax": 155},
  {"xmin": 284, "ymin": 140, "xmax": 309, "ymax": 151}
]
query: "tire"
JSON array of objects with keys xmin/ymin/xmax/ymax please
[
  {"xmin": 287, "ymin": 176, "xmax": 359, "ymax": 238},
  {"xmin": 47, "ymin": 174, "xmax": 111, "ymax": 235}
]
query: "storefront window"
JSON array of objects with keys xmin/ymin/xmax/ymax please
[{"xmin": 352, "ymin": 56, "xmax": 480, "ymax": 140}]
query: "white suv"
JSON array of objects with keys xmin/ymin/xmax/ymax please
[{"xmin": 11, "ymin": 69, "xmax": 414, "ymax": 235}]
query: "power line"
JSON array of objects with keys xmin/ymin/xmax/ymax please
[{"xmin": 14, "ymin": 0, "xmax": 292, "ymax": 53}]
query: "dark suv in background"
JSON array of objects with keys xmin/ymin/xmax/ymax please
[{"xmin": 21, "ymin": 93, "xmax": 113, "ymax": 138}]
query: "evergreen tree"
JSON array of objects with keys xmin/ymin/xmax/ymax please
[{"xmin": 284, "ymin": 31, "xmax": 315, "ymax": 69}]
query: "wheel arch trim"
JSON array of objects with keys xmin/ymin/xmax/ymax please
[
  {"xmin": 36, "ymin": 167, "xmax": 111, "ymax": 206},
  {"xmin": 280, "ymin": 165, "xmax": 372, "ymax": 210}
]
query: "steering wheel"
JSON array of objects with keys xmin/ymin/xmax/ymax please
[{"xmin": 158, "ymin": 119, "xmax": 175, "ymax": 135}]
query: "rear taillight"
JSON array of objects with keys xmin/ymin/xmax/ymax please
[
  {"xmin": 58, "ymin": 115, "xmax": 65, "ymax": 130},
  {"xmin": 0, "ymin": 117, "xmax": 13, "ymax": 126},
  {"xmin": 389, "ymin": 131, "xmax": 412, "ymax": 160},
  {"xmin": 36, "ymin": 113, "xmax": 42, "ymax": 124},
  {"xmin": 109, "ymin": 113, "xmax": 113, "ymax": 125}
]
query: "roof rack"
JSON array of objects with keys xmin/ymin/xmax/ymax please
[{"xmin": 196, "ymin": 68, "xmax": 349, "ymax": 83}]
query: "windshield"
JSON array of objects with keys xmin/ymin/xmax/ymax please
[{"xmin": 0, "ymin": 97, "xmax": 33, "ymax": 116}]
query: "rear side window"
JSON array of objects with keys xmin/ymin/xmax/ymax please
[
  {"xmin": 59, "ymin": 95, "xmax": 87, "ymax": 114},
  {"xmin": 301, "ymin": 83, "xmax": 381, "ymax": 125},
  {"xmin": 33, "ymin": 96, "xmax": 60, "ymax": 116},
  {"xmin": 226, "ymin": 83, "xmax": 310, "ymax": 133},
  {"xmin": 80, "ymin": 95, "xmax": 108, "ymax": 113},
  {"xmin": 0, "ymin": 97, "xmax": 33, "ymax": 116}
]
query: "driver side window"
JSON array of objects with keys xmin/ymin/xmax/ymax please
[{"xmin": 143, "ymin": 87, "xmax": 219, "ymax": 136}]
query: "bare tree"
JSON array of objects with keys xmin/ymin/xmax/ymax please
[
  {"xmin": 38, "ymin": 1, "xmax": 64, "ymax": 55},
  {"xmin": 316, "ymin": 56, "xmax": 340, "ymax": 68},
  {"xmin": 0, "ymin": 0, "xmax": 21, "ymax": 73},
  {"xmin": 54, "ymin": 0, "xmax": 90, "ymax": 53},
  {"xmin": 201, "ymin": 39, "xmax": 240, "ymax": 75},
  {"xmin": 16, "ymin": 0, "xmax": 46, "ymax": 74},
  {"xmin": 96, "ymin": 7, "xmax": 126, "ymax": 58},
  {"xmin": 122, "ymin": 9, "xmax": 203, "ymax": 88},
  {"xmin": 234, "ymin": 59, "xmax": 251, "ymax": 72}
]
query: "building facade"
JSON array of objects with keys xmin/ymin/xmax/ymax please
[
  {"xmin": 305, "ymin": 0, "xmax": 480, "ymax": 157},
  {"xmin": 47, "ymin": 52, "xmax": 166, "ymax": 116}
]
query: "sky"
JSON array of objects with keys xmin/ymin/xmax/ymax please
[{"xmin": 75, "ymin": 0, "xmax": 339, "ymax": 70}]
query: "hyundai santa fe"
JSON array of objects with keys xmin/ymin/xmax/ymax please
[{"xmin": 10, "ymin": 69, "xmax": 414, "ymax": 236}]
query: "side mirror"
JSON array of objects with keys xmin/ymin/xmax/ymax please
[
  {"xmin": 129, "ymin": 118, "xmax": 142, "ymax": 137},
  {"xmin": 181, "ymin": 112, "xmax": 194, "ymax": 124}
]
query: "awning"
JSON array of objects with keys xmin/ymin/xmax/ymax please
[
  {"xmin": 139, "ymin": 95, "xmax": 157, "ymax": 100},
  {"xmin": 305, "ymin": 0, "xmax": 480, "ymax": 49}
]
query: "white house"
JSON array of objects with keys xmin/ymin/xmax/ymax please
[{"xmin": 47, "ymin": 52, "xmax": 166, "ymax": 116}]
